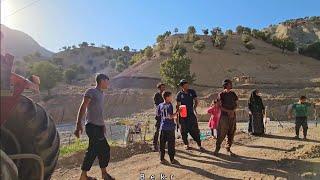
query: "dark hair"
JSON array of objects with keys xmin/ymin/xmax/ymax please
[
  {"xmin": 162, "ymin": 91, "xmax": 172, "ymax": 99},
  {"xmin": 223, "ymin": 79, "xmax": 232, "ymax": 89},
  {"xmin": 157, "ymin": 82, "xmax": 165, "ymax": 89},
  {"xmin": 96, "ymin": 74, "xmax": 109, "ymax": 84},
  {"xmin": 300, "ymin": 95, "xmax": 307, "ymax": 100}
]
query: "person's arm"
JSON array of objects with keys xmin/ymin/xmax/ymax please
[{"xmin": 74, "ymin": 97, "xmax": 91, "ymax": 138}]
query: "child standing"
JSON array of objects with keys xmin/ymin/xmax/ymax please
[
  {"xmin": 289, "ymin": 96, "xmax": 314, "ymax": 140},
  {"xmin": 207, "ymin": 100, "xmax": 221, "ymax": 138},
  {"xmin": 157, "ymin": 91, "xmax": 179, "ymax": 164}
]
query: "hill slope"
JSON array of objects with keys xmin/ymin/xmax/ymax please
[
  {"xmin": 1, "ymin": 24, "xmax": 53, "ymax": 59},
  {"xmin": 113, "ymin": 34, "xmax": 320, "ymax": 89}
]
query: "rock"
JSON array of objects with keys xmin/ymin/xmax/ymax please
[{"xmin": 301, "ymin": 172, "xmax": 316, "ymax": 178}]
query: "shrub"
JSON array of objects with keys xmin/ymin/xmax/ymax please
[
  {"xmin": 109, "ymin": 60, "xmax": 116, "ymax": 68},
  {"xmin": 241, "ymin": 33, "xmax": 252, "ymax": 44},
  {"xmin": 214, "ymin": 34, "xmax": 227, "ymax": 49},
  {"xmin": 144, "ymin": 46, "xmax": 153, "ymax": 58},
  {"xmin": 174, "ymin": 28, "xmax": 179, "ymax": 34},
  {"xmin": 299, "ymin": 42, "xmax": 320, "ymax": 60},
  {"xmin": 123, "ymin": 46, "xmax": 130, "ymax": 52},
  {"xmin": 64, "ymin": 68, "xmax": 78, "ymax": 84},
  {"xmin": 236, "ymin": 25, "xmax": 244, "ymax": 34},
  {"xmin": 193, "ymin": 40, "xmax": 206, "ymax": 53},
  {"xmin": 244, "ymin": 41, "xmax": 255, "ymax": 50},
  {"xmin": 272, "ymin": 37, "xmax": 296, "ymax": 53},
  {"xmin": 171, "ymin": 42, "xmax": 187, "ymax": 56},
  {"xmin": 225, "ymin": 29, "xmax": 233, "ymax": 37},
  {"xmin": 187, "ymin": 26, "xmax": 196, "ymax": 34},
  {"xmin": 129, "ymin": 53, "xmax": 144, "ymax": 65}
]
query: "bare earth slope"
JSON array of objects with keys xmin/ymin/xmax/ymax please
[
  {"xmin": 112, "ymin": 35, "xmax": 320, "ymax": 89},
  {"xmin": 52, "ymin": 125, "xmax": 320, "ymax": 179}
]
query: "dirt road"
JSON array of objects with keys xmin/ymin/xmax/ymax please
[{"xmin": 52, "ymin": 125, "xmax": 320, "ymax": 180}]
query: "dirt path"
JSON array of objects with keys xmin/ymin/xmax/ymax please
[{"xmin": 52, "ymin": 126, "xmax": 320, "ymax": 180}]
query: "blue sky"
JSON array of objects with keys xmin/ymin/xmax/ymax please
[{"xmin": 1, "ymin": 0, "xmax": 319, "ymax": 52}]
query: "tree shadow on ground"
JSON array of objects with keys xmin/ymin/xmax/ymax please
[
  {"xmin": 263, "ymin": 134, "xmax": 320, "ymax": 143},
  {"xmin": 176, "ymin": 149, "xmax": 320, "ymax": 179},
  {"xmin": 163, "ymin": 160, "xmax": 238, "ymax": 180}
]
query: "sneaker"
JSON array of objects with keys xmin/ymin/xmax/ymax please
[
  {"xmin": 160, "ymin": 159, "xmax": 168, "ymax": 165},
  {"xmin": 294, "ymin": 136, "xmax": 300, "ymax": 139},
  {"xmin": 170, "ymin": 159, "xmax": 177, "ymax": 164}
]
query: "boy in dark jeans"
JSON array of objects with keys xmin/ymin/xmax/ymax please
[
  {"xmin": 157, "ymin": 91, "xmax": 179, "ymax": 164},
  {"xmin": 289, "ymin": 96, "xmax": 314, "ymax": 140}
]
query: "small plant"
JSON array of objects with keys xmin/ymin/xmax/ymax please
[
  {"xmin": 193, "ymin": 40, "xmax": 206, "ymax": 53},
  {"xmin": 202, "ymin": 29, "xmax": 209, "ymax": 35}
]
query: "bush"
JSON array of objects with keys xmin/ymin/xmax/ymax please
[
  {"xmin": 129, "ymin": 53, "xmax": 144, "ymax": 65},
  {"xmin": 193, "ymin": 40, "xmax": 206, "ymax": 53},
  {"xmin": 187, "ymin": 26, "xmax": 196, "ymax": 34},
  {"xmin": 109, "ymin": 60, "xmax": 116, "ymax": 68},
  {"xmin": 241, "ymin": 33, "xmax": 252, "ymax": 44},
  {"xmin": 115, "ymin": 62, "xmax": 127, "ymax": 72},
  {"xmin": 123, "ymin": 46, "xmax": 130, "ymax": 52},
  {"xmin": 272, "ymin": 37, "xmax": 296, "ymax": 53},
  {"xmin": 64, "ymin": 68, "xmax": 78, "ymax": 84},
  {"xmin": 214, "ymin": 34, "xmax": 227, "ymax": 49},
  {"xmin": 299, "ymin": 42, "xmax": 320, "ymax": 60},
  {"xmin": 144, "ymin": 46, "xmax": 153, "ymax": 58},
  {"xmin": 171, "ymin": 42, "xmax": 187, "ymax": 56},
  {"xmin": 236, "ymin": 25, "xmax": 244, "ymax": 34},
  {"xmin": 244, "ymin": 41, "xmax": 255, "ymax": 50},
  {"xmin": 225, "ymin": 29, "xmax": 233, "ymax": 36},
  {"xmin": 29, "ymin": 61, "xmax": 62, "ymax": 95}
]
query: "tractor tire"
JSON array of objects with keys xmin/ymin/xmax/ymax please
[
  {"xmin": 2, "ymin": 95, "xmax": 60, "ymax": 180},
  {"xmin": 0, "ymin": 149, "xmax": 19, "ymax": 180}
]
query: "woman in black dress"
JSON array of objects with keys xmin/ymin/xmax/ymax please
[{"xmin": 248, "ymin": 89, "xmax": 265, "ymax": 136}]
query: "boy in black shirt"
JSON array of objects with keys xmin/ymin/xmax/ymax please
[
  {"xmin": 176, "ymin": 79, "xmax": 204, "ymax": 151},
  {"xmin": 153, "ymin": 83, "xmax": 165, "ymax": 151}
]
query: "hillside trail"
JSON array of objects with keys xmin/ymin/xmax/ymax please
[{"xmin": 52, "ymin": 125, "xmax": 320, "ymax": 180}]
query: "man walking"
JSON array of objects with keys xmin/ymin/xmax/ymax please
[
  {"xmin": 214, "ymin": 79, "xmax": 238, "ymax": 156},
  {"xmin": 153, "ymin": 83, "xmax": 165, "ymax": 151},
  {"xmin": 74, "ymin": 74, "xmax": 114, "ymax": 180},
  {"xmin": 176, "ymin": 79, "xmax": 204, "ymax": 151}
]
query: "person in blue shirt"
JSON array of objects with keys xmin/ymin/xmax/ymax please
[{"xmin": 157, "ymin": 91, "xmax": 179, "ymax": 164}]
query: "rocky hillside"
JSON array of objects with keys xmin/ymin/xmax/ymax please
[
  {"xmin": 113, "ymin": 33, "xmax": 320, "ymax": 89},
  {"xmin": 0, "ymin": 24, "xmax": 53, "ymax": 59},
  {"xmin": 263, "ymin": 16, "xmax": 320, "ymax": 48}
]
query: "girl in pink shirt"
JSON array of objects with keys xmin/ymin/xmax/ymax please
[{"xmin": 208, "ymin": 99, "xmax": 221, "ymax": 138}]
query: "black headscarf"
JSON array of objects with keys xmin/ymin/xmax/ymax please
[{"xmin": 248, "ymin": 89, "xmax": 265, "ymax": 113}]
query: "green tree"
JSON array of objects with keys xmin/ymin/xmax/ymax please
[
  {"xmin": 123, "ymin": 45, "xmax": 130, "ymax": 52},
  {"xmin": 236, "ymin": 25, "xmax": 244, "ymax": 34},
  {"xmin": 241, "ymin": 33, "xmax": 252, "ymax": 44},
  {"xmin": 129, "ymin": 52, "xmax": 144, "ymax": 65},
  {"xmin": 64, "ymin": 68, "xmax": 78, "ymax": 84},
  {"xmin": 272, "ymin": 37, "xmax": 296, "ymax": 53},
  {"xmin": 29, "ymin": 61, "xmax": 62, "ymax": 95},
  {"xmin": 79, "ymin": 42, "xmax": 89, "ymax": 48},
  {"xmin": 193, "ymin": 40, "xmax": 206, "ymax": 53},
  {"xmin": 214, "ymin": 33, "xmax": 227, "ymax": 49},
  {"xmin": 171, "ymin": 42, "xmax": 187, "ymax": 56},
  {"xmin": 202, "ymin": 29, "xmax": 209, "ymax": 35},
  {"xmin": 187, "ymin": 26, "xmax": 196, "ymax": 34},
  {"xmin": 225, "ymin": 29, "xmax": 233, "ymax": 36},
  {"xmin": 160, "ymin": 52, "xmax": 196, "ymax": 89},
  {"xmin": 115, "ymin": 62, "xmax": 127, "ymax": 72},
  {"xmin": 144, "ymin": 46, "xmax": 153, "ymax": 58},
  {"xmin": 90, "ymin": 43, "xmax": 95, "ymax": 47},
  {"xmin": 299, "ymin": 42, "xmax": 320, "ymax": 60},
  {"xmin": 174, "ymin": 28, "xmax": 179, "ymax": 34}
]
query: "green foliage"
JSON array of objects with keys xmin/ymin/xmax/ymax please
[
  {"xmin": 60, "ymin": 139, "xmax": 88, "ymax": 157},
  {"xmin": 29, "ymin": 61, "xmax": 62, "ymax": 95},
  {"xmin": 160, "ymin": 52, "xmax": 196, "ymax": 89},
  {"xmin": 129, "ymin": 53, "xmax": 144, "ymax": 65},
  {"xmin": 225, "ymin": 29, "xmax": 233, "ymax": 36},
  {"xmin": 64, "ymin": 68, "xmax": 78, "ymax": 84},
  {"xmin": 241, "ymin": 33, "xmax": 252, "ymax": 44},
  {"xmin": 236, "ymin": 25, "xmax": 244, "ymax": 34},
  {"xmin": 171, "ymin": 42, "xmax": 187, "ymax": 57},
  {"xmin": 244, "ymin": 41, "xmax": 255, "ymax": 50},
  {"xmin": 90, "ymin": 43, "xmax": 95, "ymax": 47},
  {"xmin": 123, "ymin": 45, "xmax": 130, "ymax": 52},
  {"xmin": 187, "ymin": 26, "xmax": 196, "ymax": 34},
  {"xmin": 174, "ymin": 28, "xmax": 179, "ymax": 34},
  {"xmin": 214, "ymin": 33, "xmax": 227, "ymax": 49},
  {"xmin": 299, "ymin": 42, "xmax": 320, "ymax": 60},
  {"xmin": 144, "ymin": 46, "xmax": 153, "ymax": 58},
  {"xmin": 79, "ymin": 42, "xmax": 89, "ymax": 48},
  {"xmin": 202, "ymin": 29, "xmax": 209, "ymax": 35},
  {"xmin": 184, "ymin": 26, "xmax": 199, "ymax": 43},
  {"xmin": 193, "ymin": 40, "xmax": 206, "ymax": 53},
  {"xmin": 51, "ymin": 57, "xmax": 64, "ymax": 66},
  {"xmin": 251, "ymin": 29, "xmax": 269, "ymax": 41},
  {"xmin": 272, "ymin": 37, "xmax": 296, "ymax": 53},
  {"xmin": 109, "ymin": 60, "xmax": 116, "ymax": 68}
]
